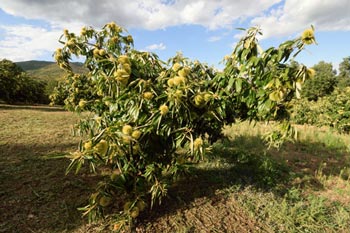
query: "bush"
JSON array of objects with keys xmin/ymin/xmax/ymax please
[{"xmin": 51, "ymin": 23, "xmax": 315, "ymax": 228}]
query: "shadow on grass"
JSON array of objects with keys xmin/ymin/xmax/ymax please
[
  {"xmin": 139, "ymin": 134, "xmax": 350, "ymax": 226},
  {"xmin": 0, "ymin": 142, "xmax": 97, "ymax": 233},
  {"xmin": 0, "ymin": 103, "xmax": 65, "ymax": 112}
]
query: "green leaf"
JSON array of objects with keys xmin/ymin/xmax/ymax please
[
  {"xmin": 227, "ymin": 76, "xmax": 235, "ymax": 90},
  {"xmin": 235, "ymin": 78, "xmax": 243, "ymax": 93}
]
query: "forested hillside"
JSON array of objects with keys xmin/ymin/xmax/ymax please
[{"xmin": 16, "ymin": 60, "xmax": 85, "ymax": 82}]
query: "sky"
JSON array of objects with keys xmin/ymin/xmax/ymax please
[{"xmin": 0, "ymin": 0, "xmax": 349, "ymax": 70}]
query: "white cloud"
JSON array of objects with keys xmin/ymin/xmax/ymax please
[
  {"xmin": 250, "ymin": 0, "xmax": 350, "ymax": 38},
  {"xmin": 0, "ymin": 24, "xmax": 62, "ymax": 61},
  {"xmin": 0, "ymin": 0, "xmax": 281, "ymax": 30},
  {"xmin": 145, "ymin": 43, "xmax": 166, "ymax": 51},
  {"xmin": 0, "ymin": 0, "xmax": 281, "ymax": 61},
  {"xmin": 1, "ymin": 0, "xmax": 350, "ymax": 62},
  {"xmin": 0, "ymin": 0, "xmax": 283, "ymax": 61}
]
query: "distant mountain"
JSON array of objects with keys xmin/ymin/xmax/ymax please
[
  {"xmin": 16, "ymin": 60, "xmax": 86, "ymax": 82},
  {"xmin": 16, "ymin": 60, "xmax": 56, "ymax": 71}
]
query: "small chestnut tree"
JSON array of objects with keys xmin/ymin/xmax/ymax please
[{"xmin": 51, "ymin": 23, "xmax": 315, "ymax": 228}]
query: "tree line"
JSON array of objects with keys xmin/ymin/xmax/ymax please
[{"xmin": 1, "ymin": 56, "xmax": 350, "ymax": 105}]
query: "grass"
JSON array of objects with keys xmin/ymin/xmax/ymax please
[
  {"xmin": 1, "ymin": 106, "xmax": 350, "ymax": 232},
  {"xmin": 0, "ymin": 105, "xmax": 95, "ymax": 233}
]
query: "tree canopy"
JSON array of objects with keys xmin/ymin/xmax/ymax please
[{"xmin": 301, "ymin": 61, "xmax": 337, "ymax": 101}]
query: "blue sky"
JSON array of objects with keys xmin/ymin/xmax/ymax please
[{"xmin": 0, "ymin": 0, "xmax": 349, "ymax": 70}]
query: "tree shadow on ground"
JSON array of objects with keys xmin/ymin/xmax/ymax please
[
  {"xmin": 2, "ymin": 135, "xmax": 349, "ymax": 232},
  {"xmin": 139, "ymin": 134, "xmax": 350, "ymax": 227},
  {"xmin": 0, "ymin": 142, "xmax": 97, "ymax": 233}
]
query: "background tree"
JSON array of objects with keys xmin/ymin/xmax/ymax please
[
  {"xmin": 0, "ymin": 59, "xmax": 23, "ymax": 102},
  {"xmin": 0, "ymin": 59, "xmax": 49, "ymax": 104},
  {"xmin": 301, "ymin": 61, "xmax": 337, "ymax": 101},
  {"xmin": 337, "ymin": 56, "xmax": 350, "ymax": 88}
]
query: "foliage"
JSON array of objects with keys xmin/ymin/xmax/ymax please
[
  {"xmin": 0, "ymin": 59, "xmax": 49, "ymax": 104},
  {"xmin": 292, "ymin": 87, "xmax": 350, "ymax": 133},
  {"xmin": 301, "ymin": 61, "xmax": 336, "ymax": 101},
  {"xmin": 51, "ymin": 22, "xmax": 315, "ymax": 228}
]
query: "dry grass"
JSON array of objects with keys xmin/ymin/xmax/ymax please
[{"xmin": 0, "ymin": 105, "xmax": 95, "ymax": 233}]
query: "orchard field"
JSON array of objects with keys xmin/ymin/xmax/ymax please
[
  {"xmin": 1, "ymin": 22, "xmax": 350, "ymax": 232},
  {"xmin": 1, "ymin": 104, "xmax": 350, "ymax": 232}
]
